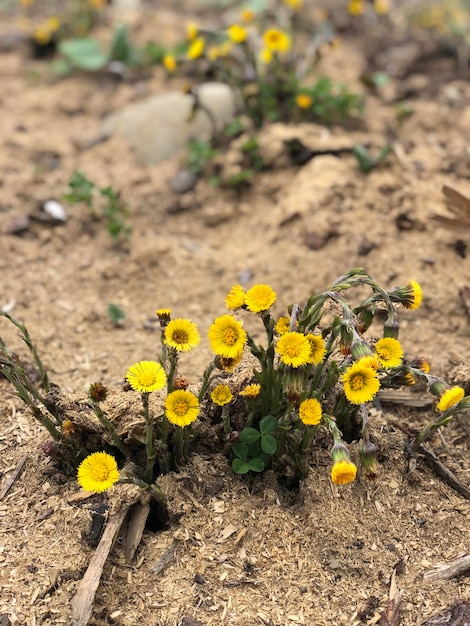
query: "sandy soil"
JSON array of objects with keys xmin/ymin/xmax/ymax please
[{"xmin": 0, "ymin": 2, "xmax": 469, "ymax": 625}]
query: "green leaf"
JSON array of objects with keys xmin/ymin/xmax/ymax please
[
  {"xmin": 261, "ymin": 434, "xmax": 277, "ymax": 455},
  {"xmin": 107, "ymin": 303, "xmax": 125, "ymax": 325},
  {"xmin": 259, "ymin": 415, "xmax": 277, "ymax": 435},
  {"xmin": 232, "ymin": 458, "xmax": 250, "ymax": 474},
  {"xmin": 247, "ymin": 441, "xmax": 261, "ymax": 457},
  {"xmin": 247, "ymin": 456, "xmax": 266, "ymax": 472},
  {"xmin": 232, "ymin": 442, "xmax": 248, "ymax": 461},
  {"xmin": 239, "ymin": 427, "xmax": 261, "ymax": 445},
  {"xmin": 58, "ymin": 38, "xmax": 109, "ymax": 71}
]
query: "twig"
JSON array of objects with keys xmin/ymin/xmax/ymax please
[
  {"xmin": 71, "ymin": 506, "xmax": 129, "ymax": 626},
  {"xmin": 151, "ymin": 542, "xmax": 176, "ymax": 575},
  {"xmin": 0, "ymin": 456, "xmax": 28, "ymax": 500},
  {"xmin": 423, "ymin": 554, "xmax": 470, "ymax": 583},
  {"xmin": 380, "ymin": 569, "xmax": 402, "ymax": 626},
  {"xmin": 418, "ymin": 444, "xmax": 470, "ymax": 500}
]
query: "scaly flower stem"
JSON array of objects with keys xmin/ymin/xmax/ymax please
[
  {"xmin": 297, "ymin": 424, "xmax": 319, "ymax": 480},
  {"xmin": 198, "ymin": 361, "xmax": 216, "ymax": 402},
  {"xmin": 142, "ymin": 393, "xmax": 155, "ymax": 483}
]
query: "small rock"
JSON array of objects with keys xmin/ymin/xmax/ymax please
[
  {"xmin": 170, "ymin": 170, "xmax": 198, "ymax": 194},
  {"xmin": 43, "ymin": 199, "xmax": 68, "ymax": 222},
  {"xmin": 6, "ymin": 215, "xmax": 30, "ymax": 235}
]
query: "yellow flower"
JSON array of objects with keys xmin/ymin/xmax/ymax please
[
  {"xmin": 276, "ymin": 332, "xmax": 311, "ymax": 368},
  {"xmin": 437, "ymin": 386, "xmax": 465, "ymax": 411},
  {"xmin": 296, "ymin": 93, "xmax": 313, "ymax": 109},
  {"xmin": 163, "ymin": 54, "xmax": 177, "ymax": 72},
  {"xmin": 373, "ymin": 0, "xmax": 390, "ymax": 15},
  {"xmin": 348, "ymin": 0, "xmax": 365, "ymax": 16},
  {"xmin": 245, "ymin": 284, "xmax": 277, "ymax": 313},
  {"xmin": 156, "ymin": 308, "xmax": 171, "ymax": 318},
  {"xmin": 165, "ymin": 390, "xmax": 199, "ymax": 427},
  {"xmin": 77, "ymin": 452, "xmax": 119, "ymax": 493},
  {"xmin": 211, "ymin": 384, "xmax": 233, "ymax": 406},
  {"xmin": 259, "ymin": 48, "xmax": 273, "ymax": 64},
  {"xmin": 275, "ymin": 316, "xmax": 291, "ymax": 335},
  {"xmin": 415, "ymin": 357, "xmax": 430, "ymax": 373},
  {"xmin": 283, "ymin": 0, "xmax": 303, "ymax": 9},
  {"xmin": 126, "ymin": 361, "xmax": 167, "ymax": 393},
  {"xmin": 241, "ymin": 9, "xmax": 254, "ymax": 22},
  {"xmin": 342, "ymin": 361, "xmax": 380, "ymax": 404},
  {"xmin": 405, "ymin": 280, "xmax": 422, "ymax": 310},
  {"xmin": 240, "ymin": 383, "xmax": 261, "ymax": 398},
  {"xmin": 164, "ymin": 318, "xmax": 200, "ymax": 352},
  {"xmin": 187, "ymin": 37, "xmax": 205, "ymax": 60},
  {"xmin": 217, "ymin": 351, "xmax": 244, "ymax": 372},
  {"xmin": 225, "ymin": 285, "xmax": 246, "ymax": 310},
  {"xmin": 208, "ymin": 315, "xmax": 247, "ymax": 358},
  {"xmin": 356, "ymin": 356, "xmax": 379, "ymax": 370},
  {"xmin": 331, "ymin": 460, "xmax": 357, "ymax": 485},
  {"xmin": 299, "ymin": 398, "xmax": 322, "ymax": 425},
  {"xmin": 227, "ymin": 24, "xmax": 247, "ymax": 43},
  {"xmin": 262, "ymin": 28, "xmax": 291, "ymax": 53},
  {"xmin": 374, "ymin": 337, "xmax": 403, "ymax": 368},
  {"xmin": 187, "ymin": 23, "xmax": 198, "ymax": 41},
  {"xmin": 306, "ymin": 334, "xmax": 326, "ymax": 365}
]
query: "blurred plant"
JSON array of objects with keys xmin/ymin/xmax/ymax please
[
  {"xmin": 1, "ymin": 271, "xmax": 469, "ymax": 500},
  {"xmin": 64, "ymin": 171, "xmax": 131, "ymax": 244},
  {"xmin": 352, "ymin": 143, "xmax": 392, "ymax": 173},
  {"xmin": 107, "ymin": 303, "xmax": 125, "ymax": 327}
]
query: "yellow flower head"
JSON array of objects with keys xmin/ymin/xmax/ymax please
[
  {"xmin": 437, "ymin": 386, "xmax": 465, "ymax": 412},
  {"xmin": 283, "ymin": 0, "xmax": 303, "ymax": 10},
  {"xmin": 275, "ymin": 316, "xmax": 292, "ymax": 335},
  {"xmin": 227, "ymin": 23, "xmax": 247, "ymax": 43},
  {"xmin": 404, "ymin": 280, "xmax": 422, "ymax": 310},
  {"xmin": 374, "ymin": 337, "xmax": 403, "ymax": 369},
  {"xmin": 187, "ymin": 37, "xmax": 205, "ymax": 60},
  {"xmin": 164, "ymin": 318, "xmax": 200, "ymax": 352},
  {"xmin": 306, "ymin": 334, "xmax": 326, "ymax": 365},
  {"xmin": 165, "ymin": 390, "xmax": 199, "ymax": 427},
  {"xmin": 356, "ymin": 355, "xmax": 379, "ymax": 370},
  {"xmin": 156, "ymin": 308, "xmax": 171, "ymax": 319},
  {"xmin": 211, "ymin": 384, "xmax": 233, "ymax": 406},
  {"xmin": 331, "ymin": 459, "xmax": 357, "ymax": 485},
  {"xmin": 259, "ymin": 48, "xmax": 273, "ymax": 64},
  {"xmin": 62, "ymin": 419, "xmax": 76, "ymax": 436},
  {"xmin": 276, "ymin": 332, "xmax": 311, "ymax": 368},
  {"xmin": 163, "ymin": 54, "xmax": 177, "ymax": 72},
  {"xmin": 342, "ymin": 361, "xmax": 380, "ymax": 404},
  {"xmin": 245, "ymin": 284, "xmax": 277, "ymax": 313},
  {"xmin": 413, "ymin": 357, "xmax": 430, "ymax": 373},
  {"xmin": 240, "ymin": 383, "xmax": 261, "ymax": 398},
  {"xmin": 348, "ymin": 0, "xmax": 365, "ymax": 16},
  {"xmin": 299, "ymin": 398, "xmax": 322, "ymax": 425},
  {"xmin": 373, "ymin": 0, "xmax": 391, "ymax": 15},
  {"xmin": 262, "ymin": 28, "xmax": 291, "ymax": 53},
  {"xmin": 77, "ymin": 452, "xmax": 119, "ymax": 493},
  {"xmin": 217, "ymin": 351, "xmax": 244, "ymax": 372},
  {"xmin": 225, "ymin": 284, "xmax": 246, "ymax": 311},
  {"xmin": 296, "ymin": 93, "xmax": 313, "ymax": 109},
  {"xmin": 187, "ymin": 23, "xmax": 198, "ymax": 41},
  {"xmin": 126, "ymin": 360, "xmax": 167, "ymax": 393},
  {"xmin": 208, "ymin": 315, "xmax": 247, "ymax": 358},
  {"xmin": 241, "ymin": 9, "xmax": 254, "ymax": 22}
]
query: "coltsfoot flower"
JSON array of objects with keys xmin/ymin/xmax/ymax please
[
  {"xmin": 299, "ymin": 398, "xmax": 322, "ymax": 425},
  {"xmin": 208, "ymin": 315, "xmax": 247, "ymax": 358},
  {"xmin": 263, "ymin": 28, "xmax": 291, "ymax": 53},
  {"xmin": 275, "ymin": 316, "xmax": 291, "ymax": 335},
  {"xmin": 211, "ymin": 384, "xmax": 233, "ymax": 406},
  {"xmin": 374, "ymin": 337, "xmax": 403, "ymax": 369},
  {"xmin": 227, "ymin": 24, "xmax": 247, "ymax": 43},
  {"xmin": 225, "ymin": 285, "xmax": 246, "ymax": 311},
  {"xmin": 164, "ymin": 318, "xmax": 200, "ymax": 352},
  {"xmin": 342, "ymin": 361, "xmax": 380, "ymax": 404},
  {"xmin": 77, "ymin": 452, "xmax": 119, "ymax": 493},
  {"xmin": 276, "ymin": 332, "xmax": 311, "ymax": 368},
  {"xmin": 296, "ymin": 94, "xmax": 313, "ymax": 108},
  {"xmin": 331, "ymin": 460, "xmax": 357, "ymax": 485},
  {"xmin": 187, "ymin": 37, "xmax": 205, "ymax": 59},
  {"xmin": 437, "ymin": 386, "xmax": 465, "ymax": 411},
  {"xmin": 244, "ymin": 284, "xmax": 277, "ymax": 313},
  {"xmin": 239, "ymin": 383, "xmax": 261, "ymax": 397},
  {"xmin": 126, "ymin": 361, "xmax": 167, "ymax": 393},
  {"xmin": 165, "ymin": 390, "xmax": 200, "ymax": 427},
  {"xmin": 306, "ymin": 334, "xmax": 326, "ymax": 365}
]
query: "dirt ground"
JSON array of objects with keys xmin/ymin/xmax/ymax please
[{"xmin": 0, "ymin": 2, "xmax": 469, "ymax": 625}]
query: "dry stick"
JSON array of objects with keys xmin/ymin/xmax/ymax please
[
  {"xmin": 125, "ymin": 500, "xmax": 150, "ymax": 564},
  {"xmin": 418, "ymin": 444, "xmax": 470, "ymax": 501},
  {"xmin": 71, "ymin": 506, "xmax": 129, "ymax": 626},
  {"xmin": 423, "ymin": 554, "xmax": 470, "ymax": 583},
  {"xmin": 151, "ymin": 542, "xmax": 176, "ymax": 576},
  {"xmin": 0, "ymin": 456, "xmax": 28, "ymax": 500}
]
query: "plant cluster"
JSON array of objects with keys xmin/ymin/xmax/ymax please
[
  {"xmin": 63, "ymin": 171, "xmax": 131, "ymax": 244},
  {"xmin": 1, "ymin": 269, "xmax": 468, "ymax": 501}
]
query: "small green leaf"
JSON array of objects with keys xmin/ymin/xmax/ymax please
[
  {"xmin": 247, "ymin": 441, "xmax": 261, "ymax": 457},
  {"xmin": 232, "ymin": 458, "xmax": 250, "ymax": 474},
  {"xmin": 58, "ymin": 38, "xmax": 109, "ymax": 71},
  {"xmin": 261, "ymin": 434, "xmax": 277, "ymax": 455},
  {"xmin": 232, "ymin": 442, "xmax": 248, "ymax": 461},
  {"xmin": 239, "ymin": 427, "xmax": 261, "ymax": 445},
  {"xmin": 260, "ymin": 415, "xmax": 277, "ymax": 435},
  {"xmin": 107, "ymin": 303, "xmax": 125, "ymax": 326},
  {"xmin": 247, "ymin": 457, "xmax": 266, "ymax": 472}
]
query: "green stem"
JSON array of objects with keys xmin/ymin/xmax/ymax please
[
  {"xmin": 297, "ymin": 424, "xmax": 319, "ymax": 480},
  {"xmin": 198, "ymin": 361, "xmax": 215, "ymax": 402},
  {"xmin": 142, "ymin": 393, "xmax": 155, "ymax": 483}
]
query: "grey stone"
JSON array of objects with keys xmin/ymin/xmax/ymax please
[
  {"xmin": 102, "ymin": 83, "xmax": 236, "ymax": 165},
  {"xmin": 169, "ymin": 170, "xmax": 198, "ymax": 194}
]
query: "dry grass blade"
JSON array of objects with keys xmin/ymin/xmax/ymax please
[
  {"xmin": 0, "ymin": 456, "xmax": 28, "ymax": 501},
  {"xmin": 432, "ymin": 185, "xmax": 470, "ymax": 230}
]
